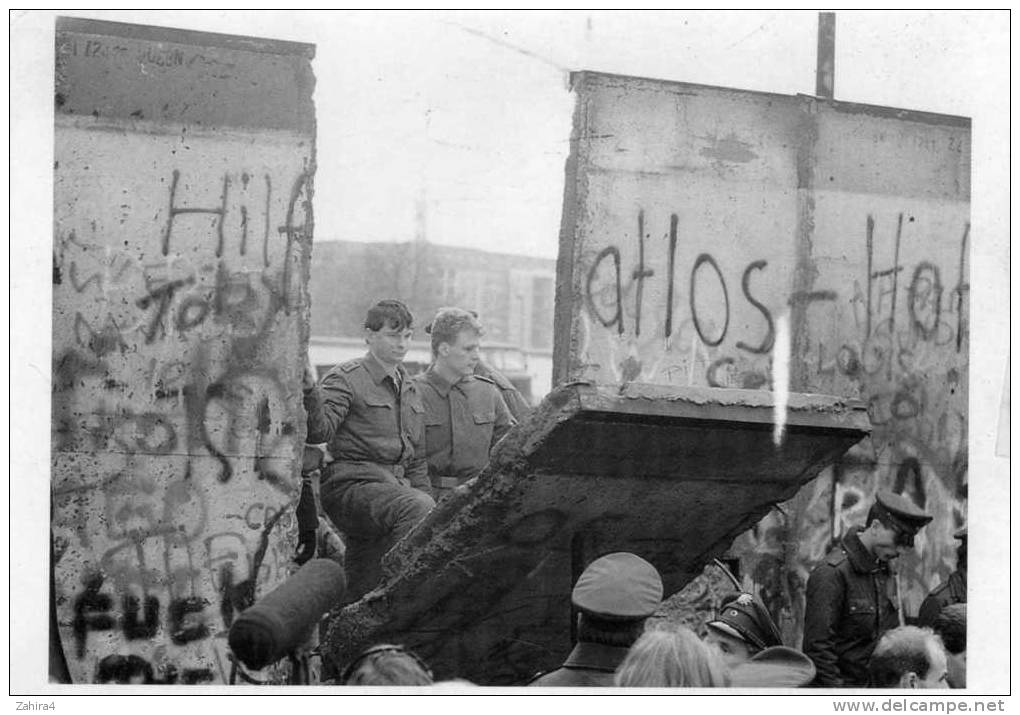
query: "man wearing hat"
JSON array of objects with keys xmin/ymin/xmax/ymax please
[
  {"xmin": 802, "ymin": 490, "xmax": 933, "ymax": 687},
  {"xmin": 704, "ymin": 592, "xmax": 784, "ymax": 670},
  {"xmin": 917, "ymin": 526, "xmax": 967, "ymax": 627},
  {"xmin": 526, "ymin": 552, "xmax": 663, "ymax": 687}
]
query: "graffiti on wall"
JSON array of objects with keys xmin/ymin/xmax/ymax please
[
  {"xmin": 572, "ymin": 205, "xmax": 968, "ymax": 643},
  {"xmin": 52, "ymin": 157, "xmax": 314, "ymax": 683}
]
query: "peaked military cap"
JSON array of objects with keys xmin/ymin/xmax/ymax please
[
  {"xmin": 571, "ymin": 552, "xmax": 663, "ymax": 620},
  {"xmin": 873, "ymin": 490, "xmax": 932, "ymax": 546},
  {"xmin": 708, "ymin": 592, "xmax": 783, "ymax": 651},
  {"xmin": 728, "ymin": 646, "xmax": 817, "ymax": 688}
]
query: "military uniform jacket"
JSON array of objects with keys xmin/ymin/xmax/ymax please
[
  {"xmin": 303, "ymin": 353, "xmax": 429, "ymax": 491},
  {"xmin": 525, "ymin": 642, "xmax": 630, "ymax": 687},
  {"xmin": 917, "ymin": 570, "xmax": 966, "ymax": 627},
  {"xmin": 413, "ymin": 367, "xmax": 515, "ymax": 487},
  {"xmin": 803, "ymin": 527, "xmax": 900, "ymax": 687}
]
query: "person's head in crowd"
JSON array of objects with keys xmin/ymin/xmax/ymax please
[
  {"xmin": 727, "ymin": 646, "xmax": 817, "ymax": 688},
  {"xmin": 954, "ymin": 526, "xmax": 968, "ymax": 572},
  {"xmin": 704, "ymin": 592, "xmax": 783, "ymax": 670},
  {"xmin": 867, "ymin": 626, "xmax": 949, "ymax": 689},
  {"xmin": 932, "ymin": 604, "xmax": 966, "ymax": 688},
  {"xmin": 364, "ymin": 300, "xmax": 414, "ymax": 368},
  {"xmin": 614, "ymin": 622, "xmax": 730, "ymax": 687},
  {"xmin": 426, "ymin": 307, "xmax": 485, "ymax": 380},
  {"xmin": 572, "ymin": 552, "xmax": 664, "ymax": 649},
  {"xmin": 859, "ymin": 491, "xmax": 933, "ymax": 563},
  {"xmin": 340, "ymin": 643, "xmax": 434, "ymax": 686}
]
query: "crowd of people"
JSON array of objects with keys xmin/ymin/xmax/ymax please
[{"xmin": 296, "ymin": 299, "xmax": 967, "ymax": 689}]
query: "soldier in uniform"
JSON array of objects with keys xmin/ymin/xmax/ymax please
[
  {"xmin": 704, "ymin": 591, "xmax": 784, "ymax": 670},
  {"xmin": 917, "ymin": 526, "xmax": 967, "ymax": 627},
  {"xmin": 474, "ymin": 358, "xmax": 531, "ymax": 421},
  {"xmin": 415, "ymin": 308, "xmax": 516, "ymax": 500},
  {"xmin": 802, "ymin": 490, "xmax": 933, "ymax": 687},
  {"xmin": 302, "ymin": 300, "xmax": 434, "ymax": 602},
  {"xmin": 527, "ymin": 552, "xmax": 663, "ymax": 687}
]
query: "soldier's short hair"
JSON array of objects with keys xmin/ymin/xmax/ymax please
[
  {"xmin": 932, "ymin": 604, "xmax": 966, "ymax": 655},
  {"xmin": 577, "ymin": 612, "xmax": 646, "ymax": 648},
  {"xmin": 867, "ymin": 626, "xmax": 942, "ymax": 687},
  {"xmin": 426, "ymin": 307, "xmax": 483, "ymax": 356},
  {"xmin": 364, "ymin": 300, "xmax": 414, "ymax": 332}
]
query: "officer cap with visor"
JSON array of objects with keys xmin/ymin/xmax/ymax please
[
  {"xmin": 707, "ymin": 592, "xmax": 783, "ymax": 651},
  {"xmin": 571, "ymin": 552, "xmax": 663, "ymax": 621},
  {"xmin": 872, "ymin": 490, "xmax": 933, "ymax": 547}
]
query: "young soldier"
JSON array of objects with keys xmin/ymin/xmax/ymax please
[
  {"xmin": 802, "ymin": 490, "xmax": 932, "ymax": 687},
  {"xmin": 414, "ymin": 308, "xmax": 515, "ymax": 500},
  {"xmin": 303, "ymin": 300, "xmax": 434, "ymax": 601}
]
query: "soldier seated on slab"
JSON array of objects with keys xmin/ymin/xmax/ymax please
[
  {"xmin": 866, "ymin": 626, "xmax": 949, "ymax": 689},
  {"xmin": 704, "ymin": 591, "xmax": 784, "ymax": 670},
  {"xmin": 415, "ymin": 307, "xmax": 515, "ymax": 500},
  {"xmin": 527, "ymin": 552, "xmax": 663, "ymax": 687},
  {"xmin": 302, "ymin": 300, "xmax": 434, "ymax": 602},
  {"xmin": 802, "ymin": 490, "xmax": 932, "ymax": 688}
]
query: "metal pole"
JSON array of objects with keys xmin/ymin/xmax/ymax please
[{"xmin": 816, "ymin": 12, "xmax": 836, "ymax": 99}]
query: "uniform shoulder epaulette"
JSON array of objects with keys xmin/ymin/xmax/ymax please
[
  {"xmin": 826, "ymin": 549, "xmax": 848, "ymax": 567},
  {"xmin": 339, "ymin": 359, "xmax": 363, "ymax": 373},
  {"xmin": 473, "ymin": 374, "xmax": 497, "ymax": 386}
]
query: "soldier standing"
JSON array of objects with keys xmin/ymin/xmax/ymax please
[
  {"xmin": 917, "ymin": 526, "xmax": 967, "ymax": 627},
  {"xmin": 415, "ymin": 308, "xmax": 516, "ymax": 499},
  {"xmin": 302, "ymin": 300, "xmax": 434, "ymax": 602},
  {"xmin": 802, "ymin": 490, "xmax": 932, "ymax": 687}
]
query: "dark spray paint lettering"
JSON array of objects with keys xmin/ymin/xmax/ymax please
[
  {"xmin": 707, "ymin": 357, "xmax": 735, "ymax": 387},
  {"xmin": 72, "ymin": 573, "xmax": 115, "ymax": 659},
  {"xmin": 690, "ymin": 253, "xmax": 728, "ymax": 347},
  {"xmin": 168, "ymin": 597, "xmax": 210, "ymax": 645},
  {"xmin": 865, "ymin": 215, "xmax": 874, "ymax": 338},
  {"xmin": 665, "ymin": 213, "xmax": 678, "ymax": 339},
  {"xmin": 889, "ymin": 212, "xmax": 903, "ymax": 380},
  {"xmin": 908, "ymin": 262, "xmax": 943, "ymax": 340},
  {"xmin": 956, "ymin": 223, "xmax": 969, "ymax": 353},
  {"xmin": 161, "ymin": 170, "xmax": 229, "ymax": 257},
  {"xmin": 121, "ymin": 594, "xmax": 160, "ymax": 640},
  {"xmin": 135, "ymin": 276, "xmax": 196, "ymax": 344},
  {"xmin": 631, "ymin": 211, "xmax": 654, "ymax": 337},
  {"xmin": 262, "ymin": 174, "xmax": 272, "ymax": 268},
  {"xmin": 585, "ymin": 246, "xmax": 624, "ymax": 334},
  {"xmin": 736, "ymin": 260, "xmax": 775, "ymax": 354}
]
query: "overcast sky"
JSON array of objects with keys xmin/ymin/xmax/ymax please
[{"xmin": 21, "ymin": 10, "xmax": 1007, "ymax": 258}]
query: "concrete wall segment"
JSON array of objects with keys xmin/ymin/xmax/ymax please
[
  {"xmin": 52, "ymin": 17, "xmax": 315, "ymax": 684},
  {"xmin": 554, "ymin": 69, "xmax": 970, "ymax": 648}
]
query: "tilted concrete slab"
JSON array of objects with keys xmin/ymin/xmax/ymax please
[{"xmin": 323, "ymin": 382, "xmax": 870, "ymax": 685}]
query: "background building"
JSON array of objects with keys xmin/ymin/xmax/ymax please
[{"xmin": 309, "ymin": 239, "xmax": 555, "ymax": 402}]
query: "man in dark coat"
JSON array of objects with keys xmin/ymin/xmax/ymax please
[
  {"xmin": 802, "ymin": 490, "xmax": 932, "ymax": 687},
  {"xmin": 302, "ymin": 300, "xmax": 434, "ymax": 602},
  {"xmin": 917, "ymin": 526, "xmax": 967, "ymax": 627},
  {"xmin": 527, "ymin": 552, "xmax": 663, "ymax": 687}
]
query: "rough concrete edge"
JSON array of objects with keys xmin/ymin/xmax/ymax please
[
  {"xmin": 552, "ymin": 74, "xmax": 586, "ymax": 388},
  {"xmin": 574, "ymin": 69, "xmax": 971, "ymax": 127},
  {"xmin": 56, "ymin": 16, "xmax": 316, "ymax": 58}
]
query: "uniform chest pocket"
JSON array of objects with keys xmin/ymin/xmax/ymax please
[
  {"xmin": 845, "ymin": 598, "xmax": 877, "ymax": 635},
  {"xmin": 847, "ymin": 599, "xmax": 876, "ymax": 615},
  {"xmin": 472, "ymin": 411, "xmax": 495, "ymax": 425},
  {"xmin": 362, "ymin": 395, "xmax": 393, "ymax": 409}
]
